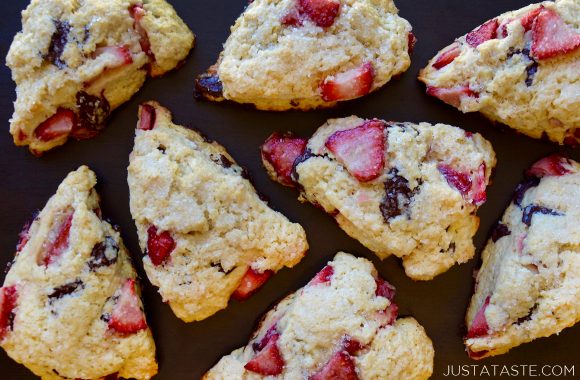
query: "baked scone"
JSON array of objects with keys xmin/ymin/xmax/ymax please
[
  {"xmin": 0, "ymin": 166, "xmax": 157, "ymax": 380},
  {"xmin": 261, "ymin": 117, "xmax": 496, "ymax": 280},
  {"xmin": 127, "ymin": 102, "xmax": 309, "ymax": 322},
  {"xmin": 203, "ymin": 252, "xmax": 434, "ymax": 379},
  {"xmin": 418, "ymin": 0, "xmax": 580, "ymax": 145},
  {"xmin": 7, "ymin": 0, "xmax": 194, "ymax": 155},
  {"xmin": 465, "ymin": 155, "xmax": 580, "ymax": 359},
  {"xmin": 195, "ymin": 0, "xmax": 415, "ymax": 110}
]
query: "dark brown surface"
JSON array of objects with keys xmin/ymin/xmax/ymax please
[{"xmin": 0, "ymin": 1, "xmax": 578, "ymax": 379}]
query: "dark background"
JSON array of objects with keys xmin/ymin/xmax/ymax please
[{"xmin": 1, "ymin": 0, "xmax": 578, "ymax": 379}]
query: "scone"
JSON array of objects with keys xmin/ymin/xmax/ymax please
[
  {"xmin": 203, "ymin": 252, "xmax": 434, "ymax": 379},
  {"xmin": 127, "ymin": 102, "xmax": 309, "ymax": 322},
  {"xmin": 195, "ymin": 0, "xmax": 415, "ymax": 110},
  {"xmin": 465, "ymin": 155, "xmax": 580, "ymax": 359},
  {"xmin": 418, "ymin": 0, "xmax": 580, "ymax": 145},
  {"xmin": 262, "ymin": 117, "xmax": 496, "ymax": 280},
  {"xmin": 0, "ymin": 166, "xmax": 157, "ymax": 380},
  {"xmin": 7, "ymin": 0, "xmax": 194, "ymax": 155}
]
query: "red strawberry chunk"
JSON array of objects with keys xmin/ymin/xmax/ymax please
[
  {"xmin": 520, "ymin": 7, "xmax": 543, "ymax": 31},
  {"xmin": 94, "ymin": 46, "xmax": 133, "ymax": 69},
  {"xmin": 325, "ymin": 120, "xmax": 385, "ymax": 182},
  {"xmin": 407, "ymin": 32, "xmax": 417, "ymax": 54},
  {"xmin": 375, "ymin": 278, "xmax": 396, "ymax": 301},
  {"xmin": 469, "ymin": 163, "xmax": 488, "ymax": 206},
  {"xmin": 41, "ymin": 212, "xmax": 73, "ymax": 266},
  {"xmin": 340, "ymin": 335, "xmax": 364, "ymax": 355},
  {"xmin": 426, "ymin": 85, "xmax": 478, "ymax": 108},
  {"xmin": 281, "ymin": 9, "xmax": 302, "ymax": 26},
  {"xmin": 146, "ymin": 225, "xmax": 176, "ymax": 266},
  {"xmin": 531, "ymin": 8, "xmax": 580, "ymax": 60},
  {"xmin": 253, "ymin": 324, "xmax": 279, "ymax": 352},
  {"xmin": 374, "ymin": 303, "xmax": 398, "ymax": 327},
  {"xmin": 261, "ymin": 132, "xmax": 307, "ymax": 186},
  {"xmin": 526, "ymin": 155, "xmax": 572, "ymax": 178},
  {"xmin": 320, "ymin": 62, "xmax": 375, "ymax": 102},
  {"xmin": 466, "ymin": 296, "xmax": 490, "ymax": 338},
  {"xmin": 438, "ymin": 163, "xmax": 488, "ymax": 205},
  {"xmin": 468, "ymin": 349, "xmax": 489, "ymax": 360},
  {"xmin": 298, "ymin": 0, "xmax": 340, "ymax": 28},
  {"xmin": 16, "ymin": 220, "xmax": 32, "ymax": 252},
  {"xmin": 129, "ymin": 3, "xmax": 155, "ymax": 60},
  {"xmin": 233, "ymin": 268, "xmax": 274, "ymax": 301},
  {"xmin": 109, "ymin": 279, "xmax": 147, "ymax": 335},
  {"xmin": 34, "ymin": 109, "xmax": 76, "ymax": 142},
  {"xmin": 309, "ymin": 265, "xmax": 334, "ymax": 285},
  {"xmin": 138, "ymin": 104, "xmax": 157, "ymax": 131},
  {"xmin": 438, "ymin": 164, "xmax": 472, "ymax": 195},
  {"xmin": 0, "ymin": 285, "xmax": 18, "ymax": 341},
  {"xmin": 310, "ymin": 350, "xmax": 359, "ymax": 380},
  {"xmin": 432, "ymin": 43, "xmax": 461, "ymax": 69},
  {"xmin": 245, "ymin": 333, "xmax": 285, "ymax": 375},
  {"xmin": 466, "ymin": 19, "xmax": 499, "ymax": 48}
]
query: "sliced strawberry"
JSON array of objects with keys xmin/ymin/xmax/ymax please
[
  {"xmin": 469, "ymin": 163, "xmax": 488, "ymax": 206},
  {"xmin": 252, "ymin": 324, "xmax": 279, "ymax": 352},
  {"xmin": 0, "ymin": 285, "xmax": 18, "ymax": 341},
  {"xmin": 438, "ymin": 164, "xmax": 472, "ymax": 195},
  {"xmin": 40, "ymin": 212, "xmax": 73, "ymax": 266},
  {"xmin": 531, "ymin": 8, "xmax": 580, "ymax": 60},
  {"xmin": 94, "ymin": 46, "xmax": 133, "ymax": 69},
  {"xmin": 146, "ymin": 226, "xmax": 176, "ymax": 266},
  {"xmin": 407, "ymin": 32, "xmax": 417, "ymax": 54},
  {"xmin": 298, "ymin": 0, "xmax": 340, "ymax": 28},
  {"xmin": 261, "ymin": 132, "xmax": 307, "ymax": 187},
  {"xmin": 375, "ymin": 278, "xmax": 396, "ymax": 301},
  {"xmin": 438, "ymin": 163, "xmax": 488, "ymax": 205},
  {"xmin": 466, "ymin": 19, "xmax": 499, "ymax": 48},
  {"xmin": 309, "ymin": 265, "xmax": 334, "ymax": 285},
  {"xmin": 320, "ymin": 62, "xmax": 375, "ymax": 102},
  {"xmin": 34, "ymin": 109, "xmax": 76, "ymax": 142},
  {"xmin": 109, "ymin": 279, "xmax": 147, "ymax": 335},
  {"xmin": 373, "ymin": 303, "xmax": 398, "ymax": 327},
  {"xmin": 129, "ymin": 3, "xmax": 155, "ymax": 60},
  {"xmin": 520, "ymin": 7, "xmax": 543, "ymax": 31},
  {"xmin": 310, "ymin": 350, "xmax": 358, "ymax": 380},
  {"xmin": 138, "ymin": 104, "xmax": 157, "ymax": 131},
  {"xmin": 340, "ymin": 335, "xmax": 364, "ymax": 355},
  {"xmin": 281, "ymin": 9, "xmax": 302, "ymax": 26},
  {"xmin": 245, "ymin": 333, "xmax": 284, "ymax": 375},
  {"xmin": 526, "ymin": 155, "xmax": 572, "ymax": 178},
  {"xmin": 325, "ymin": 120, "xmax": 385, "ymax": 182},
  {"xmin": 467, "ymin": 349, "xmax": 489, "ymax": 360},
  {"xmin": 466, "ymin": 296, "xmax": 490, "ymax": 338},
  {"xmin": 232, "ymin": 268, "xmax": 274, "ymax": 301},
  {"xmin": 426, "ymin": 85, "xmax": 478, "ymax": 108},
  {"xmin": 432, "ymin": 43, "xmax": 461, "ymax": 69},
  {"xmin": 16, "ymin": 220, "xmax": 32, "ymax": 252}
]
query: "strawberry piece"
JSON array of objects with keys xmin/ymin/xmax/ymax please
[
  {"xmin": 438, "ymin": 164, "xmax": 472, "ymax": 195},
  {"xmin": 94, "ymin": 46, "xmax": 133, "ymax": 69},
  {"xmin": 146, "ymin": 226, "xmax": 176, "ymax": 266},
  {"xmin": 374, "ymin": 303, "xmax": 398, "ymax": 327},
  {"xmin": 466, "ymin": 296, "xmax": 490, "ymax": 338},
  {"xmin": 40, "ymin": 212, "xmax": 73, "ymax": 266},
  {"xmin": 281, "ymin": 9, "xmax": 302, "ymax": 26},
  {"xmin": 233, "ymin": 268, "xmax": 274, "ymax": 301},
  {"xmin": 325, "ymin": 120, "xmax": 385, "ymax": 182},
  {"xmin": 426, "ymin": 85, "xmax": 478, "ymax": 108},
  {"xmin": 34, "ymin": 109, "xmax": 76, "ymax": 142},
  {"xmin": 310, "ymin": 351, "xmax": 358, "ymax": 380},
  {"xmin": 432, "ymin": 43, "xmax": 461, "ymax": 69},
  {"xmin": 253, "ymin": 324, "xmax": 279, "ymax": 352},
  {"xmin": 309, "ymin": 265, "xmax": 334, "ymax": 285},
  {"xmin": 0, "ymin": 285, "xmax": 18, "ymax": 341},
  {"xmin": 520, "ymin": 7, "xmax": 543, "ymax": 31},
  {"xmin": 138, "ymin": 104, "xmax": 157, "ymax": 131},
  {"xmin": 466, "ymin": 19, "xmax": 499, "ymax": 48},
  {"xmin": 469, "ymin": 163, "xmax": 487, "ymax": 206},
  {"xmin": 109, "ymin": 279, "xmax": 147, "ymax": 335},
  {"xmin": 407, "ymin": 32, "xmax": 417, "ymax": 54},
  {"xmin": 16, "ymin": 220, "xmax": 32, "ymax": 252},
  {"xmin": 438, "ymin": 163, "xmax": 487, "ymax": 205},
  {"xmin": 298, "ymin": 0, "xmax": 340, "ymax": 28},
  {"xmin": 340, "ymin": 335, "xmax": 364, "ymax": 355},
  {"xmin": 320, "ymin": 62, "xmax": 375, "ymax": 102},
  {"xmin": 245, "ymin": 333, "xmax": 284, "ymax": 375},
  {"xmin": 526, "ymin": 155, "xmax": 572, "ymax": 178},
  {"xmin": 531, "ymin": 8, "xmax": 580, "ymax": 60},
  {"xmin": 261, "ymin": 132, "xmax": 307, "ymax": 186},
  {"xmin": 129, "ymin": 3, "xmax": 155, "ymax": 60},
  {"xmin": 468, "ymin": 349, "xmax": 489, "ymax": 360},
  {"xmin": 375, "ymin": 278, "xmax": 396, "ymax": 301}
]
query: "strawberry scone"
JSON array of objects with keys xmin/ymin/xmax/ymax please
[
  {"xmin": 195, "ymin": 0, "xmax": 415, "ymax": 110},
  {"xmin": 261, "ymin": 117, "xmax": 496, "ymax": 280},
  {"xmin": 419, "ymin": 0, "xmax": 580, "ymax": 145},
  {"xmin": 0, "ymin": 166, "xmax": 157, "ymax": 379},
  {"xmin": 465, "ymin": 155, "xmax": 580, "ymax": 359},
  {"xmin": 127, "ymin": 102, "xmax": 309, "ymax": 322},
  {"xmin": 7, "ymin": 0, "xmax": 194, "ymax": 155},
  {"xmin": 203, "ymin": 252, "xmax": 434, "ymax": 380}
]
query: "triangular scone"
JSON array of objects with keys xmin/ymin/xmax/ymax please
[
  {"xmin": 195, "ymin": 0, "xmax": 414, "ymax": 110},
  {"xmin": 465, "ymin": 155, "xmax": 580, "ymax": 359},
  {"xmin": 0, "ymin": 166, "xmax": 157, "ymax": 380},
  {"xmin": 261, "ymin": 117, "xmax": 496, "ymax": 280},
  {"xmin": 127, "ymin": 102, "xmax": 309, "ymax": 322},
  {"xmin": 7, "ymin": 0, "xmax": 194, "ymax": 155},
  {"xmin": 203, "ymin": 252, "xmax": 434, "ymax": 379},
  {"xmin": 419, "ymin": 0, "xmax": 580, "ymax": 145}
]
